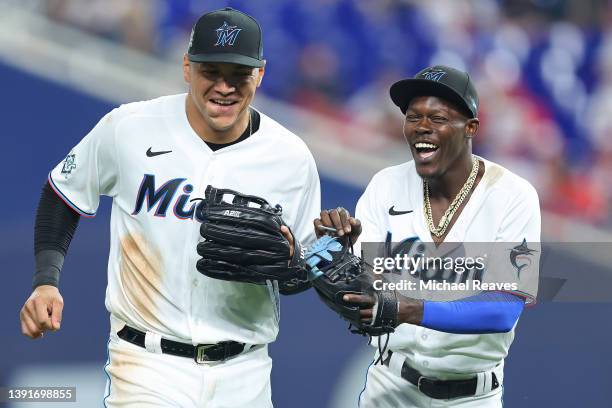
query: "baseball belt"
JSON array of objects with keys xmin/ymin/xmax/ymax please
[
  {"xmin": 117, "ymin": 325, "xmax": 262, "ymax": 364},
  {"xmin": 384, "ymin": 351, "xmax": 499, "ymax": 400}
]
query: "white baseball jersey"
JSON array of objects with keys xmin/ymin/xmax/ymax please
[
  {"xmin": 355, "ymin": 157, "xmax": 540, "ymax": 377},
  {"xmin": 49, "ymin": 93, "xmax": 321, "ymax": 345}
]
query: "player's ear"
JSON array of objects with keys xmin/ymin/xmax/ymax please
[
  {"xmin": 256, "ymin": 60, "xmax": 266, "ymax": 88},
  {"xmin": 183, "ymin": 54, "xmax": 191, "ymax": 83},
  {"xmin": 465, "ymin": 118, "xmax": 479, "ymax": 139}
]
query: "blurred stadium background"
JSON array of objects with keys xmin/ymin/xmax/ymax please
[{"xmin": 0, "ymin": 0, "xmax": 610, "ymax": 406}]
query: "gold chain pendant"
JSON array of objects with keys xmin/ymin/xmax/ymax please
[{"xmin": 423, "ymin": 156, "xmax": 479, "ymax": 237}]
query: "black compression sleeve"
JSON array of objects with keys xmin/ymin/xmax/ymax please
[{"xmin": 33, "ymin": 181, "xmax": 80, "ymax": 288}]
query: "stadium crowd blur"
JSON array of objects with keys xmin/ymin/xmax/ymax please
[{"xmin": 39, "ymin": 0, "xmax": 612, "ymax": 226}]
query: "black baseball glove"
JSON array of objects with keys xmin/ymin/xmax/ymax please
[
  {"xmin": 306, "ymin": 235, "xmax": 398, "ymax": 336},
  {"xmin": 196, "ymin": 185, "xmax": 307, "ymax": 286}
]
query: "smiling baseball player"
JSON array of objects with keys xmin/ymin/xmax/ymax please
[
  {"xmin": 313, "ymin": 65, "xmax": 541, "ymax": 407},
  {"xmin": 19, "ymin": 7, "xmax": 320, "ymax": 407}
]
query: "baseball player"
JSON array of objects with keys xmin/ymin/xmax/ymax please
[
  {"xmin": 19, "ymin": 7, "xmax": 320, "ymax": 407},
  {"xmin": 315, "ymin": 65, "xmax": 540, "ymax": 407}
]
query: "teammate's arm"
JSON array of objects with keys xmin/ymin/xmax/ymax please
[
  {"xmin": 344, "ymin": 292, "xmax": 524, "ymax": 334},
  {"xmin": 20, "ymin": 182, "xmax": 80, "ymax": 339}
]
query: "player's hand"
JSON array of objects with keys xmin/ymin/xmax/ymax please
[
  {"xmin": 20, "ymin": 285, "xmax": 64, "ymax": 339},
  {"xmin": 343, "ymin": 293, "xmax": 375, "ymax": 323},
  {"xmin": 314, "ymin": 207, "xmax": 362, "ymax": 243},
  {"xmin": 280, "ymin": 225, "xmax": 294, "ymax": 258},
  {"xmin": 343, "ymin": 293, "xmax": 424, "ymax": 325}
]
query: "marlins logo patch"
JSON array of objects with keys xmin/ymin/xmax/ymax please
[
  {"xmin": 215, "ymin": 21, "xmax": 241, "ymax": 46},
  {"xmin": 61, "ymin": 152, "xmax": 77, "ymax": 175},
  {"xmin": 420, "ymin": 69, "xmax": 447, "ymax": 82},
  {"xmin": 510, "ymin": 238, "xmax": 537, "ymax": 278}
]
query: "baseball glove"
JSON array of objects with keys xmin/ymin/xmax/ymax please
[
  {"xmin": 196, "ymin": 185, "xmax": 307, "ymax": 285},
  {"xmin": 306, "ymin": 235, "xmax": 398, "ymax": 336}
]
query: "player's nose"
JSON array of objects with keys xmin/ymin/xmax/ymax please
[
  {"xmin": 213, "ymin": 77, "xmax": 237, "ymax": 94},
  {"xmin": 414, "ymin": 123, "xmax": 433, "ymax": 135}
]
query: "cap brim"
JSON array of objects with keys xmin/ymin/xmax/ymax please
[
  {"xmin": 390, "ymin": 79, "xmax": 474, "ymax": 118},
  {"xmin": 188, "ymin": 53, "xmax": 264, "ymax": 68}
]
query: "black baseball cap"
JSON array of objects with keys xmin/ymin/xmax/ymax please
[
  {"xmin": 187, "ymin": 7, "xmax": 264, "ymax": 68},
  {"xmin": 390, "ymin": 65, "xmax": 479, "ymax": 118}
]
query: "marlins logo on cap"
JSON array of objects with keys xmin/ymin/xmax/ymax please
[
  {"xmin": 420, "ymin": 69, "xmax": 447, "ymax": 82},
  {"xmin": 390, "ymin": 65, "xmax": 479, "ymax": 118},
  {"xmin": 187, "ymin": 7, "xmax": 264, "ymax": 68},
  {"xmin": 215, "ymin": 21, "xmax": 242, "ymax": 47}
]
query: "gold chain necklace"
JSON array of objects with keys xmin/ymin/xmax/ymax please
[{"xmin": 423, "ymin": 156, "xmax": 479, "ymax": 237}]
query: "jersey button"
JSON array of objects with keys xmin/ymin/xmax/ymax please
[
  {"xmin": 421, "ymin": 334, "xmax": 428, "ymax": 340},
  {"xmin": 422, "ymin": 360, "xmax": 429, "ymax": 367},
  {"xmin": 193, "ymin": 279, "xmax": 199, "ymax": 287}
]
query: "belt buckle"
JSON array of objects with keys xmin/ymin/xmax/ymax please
[
  {"xmin": 417, "ymin": 376, "xmax": 426, "ymax": 392},
  {"xmin": 194, "ymin": 344, "xmax": 216, "ymax": 364},
  {"xmin": 417, "ymin": 376, "xmax": 437, "ymax": 398}
]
